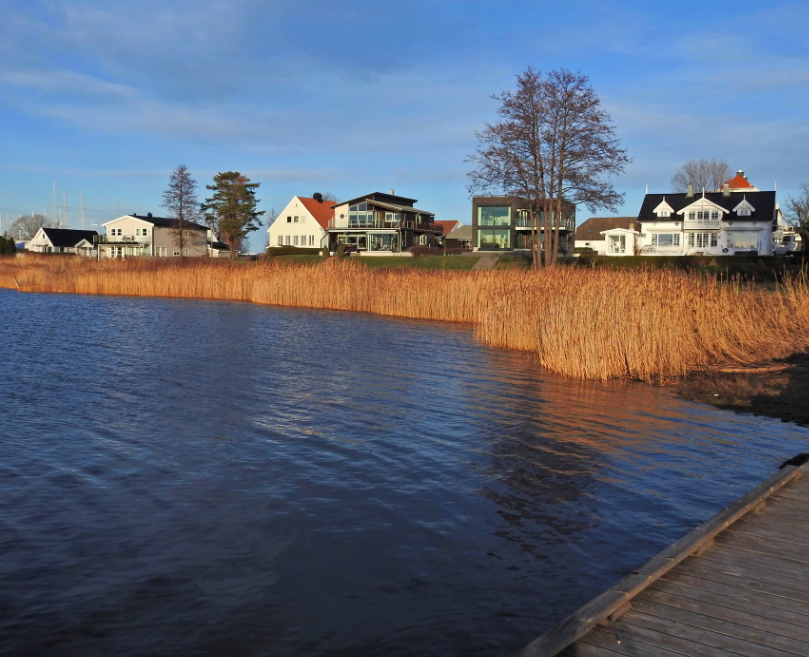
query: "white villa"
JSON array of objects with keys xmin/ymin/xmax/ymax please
[
  {"xmin": 598, "ymin": 172, "xmax": 779, "ymax": 257},
  {"xmin": 268, "ymin": 194, "xmax": 332, "ymax": 249},
  {"xmin": 99, "ymin": 213, "xmax": 226, "ymax": 258},
  {"xmin": 27, "ymin": 227, "xmax": 98, "ymax": 256}
]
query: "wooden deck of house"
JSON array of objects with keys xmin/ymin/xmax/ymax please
[{"xmin": 514, "ymin": 458, "xmax": 809, "ymax": 657}]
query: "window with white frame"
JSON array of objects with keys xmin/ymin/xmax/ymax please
[
  {"xmin": 657, "ymin": 210, "xmax": 670, "ymax": 218},
  {"xmin": 293, "ymin": 235, "xmax": 299, "ymax": 246},
  {"xmin": 284, "ymin": 235, "xmax": 290, "ymax": 245},
  {"xmin": 277, "ymin": 235, "xmax": 283, "ymax": 245},
  {"xmin": 309, "ymin": 235, "xmax": 314, "ymax": 246},
  {"xmin": 651, "ymin": 233, "xmax": 680, "ymax": 247},
  {"xmin": 737, "ymin": 208, "xmax": 752, "ymax": 216}
]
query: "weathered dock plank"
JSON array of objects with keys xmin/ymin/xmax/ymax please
[{"xmin": 512, "ymin": 460, "xmax": 809, "ymax": 657}]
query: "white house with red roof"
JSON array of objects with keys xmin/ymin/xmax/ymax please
[{"xmin": 268, "ymin": 194, "xmax": 333, "ymax": 250}]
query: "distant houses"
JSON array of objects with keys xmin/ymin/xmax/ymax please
[
  {"xmin": 27, "ymin": 227, "xmax": 98, "ymax": 256},
  {"xmin": 99, "ymin": 213, "xmax": 228, "ymax": 258},
  {"xmin": 268, "ymin": 194, "xmax": 332, "ymax": 250}
]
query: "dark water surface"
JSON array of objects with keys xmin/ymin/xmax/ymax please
[{"xmin": 2, "ymin": 289, "xmax": 808, "ymax": 657}]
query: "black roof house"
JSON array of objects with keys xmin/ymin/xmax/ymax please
[
  {"xmin": 129, "ymin": 213, "xmax": 208, "ymax": 231},
  {"xmin": 638, "ymin": 191, "xmax": 776, "ymax": 224},
  {"xmin": 41, "ymin": 228, "xmax": 98, "ymax": 247}
]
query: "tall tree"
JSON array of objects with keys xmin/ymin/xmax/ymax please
[
  {"xmin": 201, "ymin": 172, "xmax": 265, "ymax": 259},
  {"xmin": 162, "ymin": 164, "xmax": 201, "ymax": 256},
  {"xmin": 11, "ymin": 214, "xmax": 52, "ymax": 240},
  {"xmin": 785, "ymin": 183, "xmax": 809, "ymax": 258},
  {"xmin": 468, "ymin": 67, "xmax": 628, "ymax": 268},
  {"xmin": 671, "ymin": 158, "xmax": 729, "ymax": 193}
]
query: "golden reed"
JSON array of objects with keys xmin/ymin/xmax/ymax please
[{"xmin": 2, "ymin": 257, "xmax": 808, "ymax": 382}]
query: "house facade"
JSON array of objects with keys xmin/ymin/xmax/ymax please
[
  {"xmin": 99, "ymin": 213, "xmax": 209, "ymax": 258},
  {"xmin": 27, "ymin": 228, "xmax": 98, "ymax": 256},
  {"xmin": 575, "ymin": 217, "xmax": 638, "ymax": 255},
  {"xmin": 471, "ymin": 196, "xmax": 576, "ymax": 252},
  {"xmin": 267, "ymin": 194, "xmax": 331, "ymax": 250},
  {"xmin": 327, "ymin": 191, "xmax": 441, "ymax": 253},
  {"xmin": 637, "ymin": 185, "xmax": 777, "ymax": 257}
]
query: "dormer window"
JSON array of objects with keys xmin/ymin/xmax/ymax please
[
  {"xmin": 737, "ymin": 208, "xmax": 751, "ymax": 217},
  {"xmin": 653, "ymin": 197, "xmax": 674, "ymax": 218},
  {"xmin": 733, "ymin": 196, "xmax": 755, "ymax": 217}
]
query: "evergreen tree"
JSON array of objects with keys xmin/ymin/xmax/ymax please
[
  {"xmin": 162, "ymin": 164, "xmax": 202, "ymax": 256},
  {"xmin": 201, "ymin": 172, "xmax": 265, "ymax": 259}
]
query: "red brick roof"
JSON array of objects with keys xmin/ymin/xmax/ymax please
[
  {"xmin": 433, "ymin": 220, "xmax": 461, "ymax": 237},
  {"xmin": 298, "ymin": 196, "xmax": 334, "ymax": 230},
  {"xmin": 725, "ymin": 173, "xmax": 755, "ymax": 190}
]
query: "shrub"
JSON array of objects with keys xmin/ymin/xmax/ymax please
[
  {"xmin": 266, "ymin": 246, "xmax": 323, "ymax": 257},
  {"xmin": 0, "ymin": 236, "xmax": 17, "ymax": 256},
  {"xmin": 336, "ymin": 243, "xmax": 345, "ymax": 258},
  {"xmin": 321, "ymin": 245, "xmax": 330, "ymax": 257}
]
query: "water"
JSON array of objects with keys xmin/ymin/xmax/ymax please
[{"xmin": 1, "ymin": 288, "xmax": 808, "ymax": 657}]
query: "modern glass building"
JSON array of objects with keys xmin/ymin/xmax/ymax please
[{"xmin": 471, "ymin": 196, "xmax": 576, "ymax": 252}]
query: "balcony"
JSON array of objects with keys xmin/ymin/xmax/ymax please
[
  {"xmin": 100, "ymin": 234, "xmax": 150, "ymax": 244},
  {"xmin": 684, "ymin": 219, "xmax": 721, "ymax": 230},
  {"xmin": 329, "ymin": 217, "xmax": 439, "ymax": 232}
]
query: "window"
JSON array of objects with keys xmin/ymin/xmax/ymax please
[
  {"xmin": 284, "ymin": 235, "xmax": 290, "ymax": 245},
  {"xmin": 277, "ymin": 235, "xmax": 283, "ymax": 245},
  {"xmin": 737, "ymin": 208, "xmax": 751, "ymax": 217},
  {"xmin": 184, "ymin": 248, "xmax": 189, "ymax": 256},
  {"xmin": 294, "ymin": 216, "xmax": 299, "ymax": 223},
  {"xmin": 309, "ymin": 235, "xmax": 314, "ymax": 246},
  {"xmin": 726, "ymin": 232, "xmax": 759, "ymax": 249},
  {"xmin": 478, "ymin": 206, "xmax": 511, "ymax": 227},
  {"xmin": 658, "ymin": 210, "xmax": 670, "ymax": 218},
  {"xmin": 651, "ymin": 233, "xmax": 679, "ymax": 247},
  {"xmin": 293, "ymin": 235, "xmax": 299, "ymax": 246},
  {"xmin": 710, "ymin": 233, "xmax": 718, "ymax": 247},
  {"xmin": 688, "ymin": 212, "xmax": 695, "ymax": 220},
  {"xmin": 477, "ymin": 228, "xmax": 510, "ymax": 249},
  {"xmin": 711, "ymin": 211, "xmax": 719, "ymax": 220},
  {"xmin": 287, "ymin": 216, "xmax": 292, "ymax": 223},
  {"xmin": 173, "ymin": 251, "xmax": 180, "ymax": 256}
]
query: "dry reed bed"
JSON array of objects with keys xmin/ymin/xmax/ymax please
[{"xmin": 2, "ymin": 257, "xmax": 808, "ymax": 382}]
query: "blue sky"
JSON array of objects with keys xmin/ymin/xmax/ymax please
[{"xmin": 1, "ymin": 0, "xmax": 807, "ymax": 251}]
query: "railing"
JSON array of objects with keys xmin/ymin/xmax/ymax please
[
  {"xmin": 100, "ymin": 234, "xmax": 149, "ymax": 244},
  {"xmin": 684, "ymin": 220, "xmax": 721, "ymax": 230},
  {"xmin": 328, "ymin": 218, "xmax": 439, "ymax": 232}
]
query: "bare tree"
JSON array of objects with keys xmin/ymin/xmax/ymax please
[
  {"xmin": 785, "ymin": 183, "xmax": 809, "ymax": 258},
  {"xmin": 162, "ymin": 164, "xmax": 201, "ymax": 256},
  {"xmin": 468, "ymin": 67, "xmax": 628, "ymax": 268},
  {"xmin": 671, "ymin": 158, "xmax": 729, "ymax": 193},
  {"xmin": 320, "ymin": 192, "xmax": 339, "ymax": 203},
  {"xmin": 11, "ymin": 213, "xmax": 52, "ymax": 240}
]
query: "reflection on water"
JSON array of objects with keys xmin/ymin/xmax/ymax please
[{"xmin": 1, "ymin": 289, "xmax": 808, "ymax": 657}]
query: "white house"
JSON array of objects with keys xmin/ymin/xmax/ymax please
[
  {"xmin": 268, "ymin": 194, "xmax": 332, "ymax": 250},
  {"xmin": 100, "ymin": 213, "xmax": 209, "ymax": 258},
  {"xmin": 27, "ymin": 227, "xmax": 98, "ymax": 256},
  {"xmin": 575, "ymin": 217, "xmax": 638, "ymax": 255},
  {"xmin": 636, "ymin": 184, "xmax": 777, "ymax": 257}
]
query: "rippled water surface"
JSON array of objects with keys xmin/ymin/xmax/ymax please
[{"xmin": 2, "ymin": 288, "xmax": 808, "ymax": 656}]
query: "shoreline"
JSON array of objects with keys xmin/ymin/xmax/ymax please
[
  {"xmin": 676, "ymin": 351, "xmax": 809, "ymax": 428},
  {"xmin": 3, "ymin": 257, "xmax": 809, "ymax": 385}
]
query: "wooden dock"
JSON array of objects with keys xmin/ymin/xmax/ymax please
[{"xmin": 514, "ymin": 458, "xmax": 809, "ymax": 657}]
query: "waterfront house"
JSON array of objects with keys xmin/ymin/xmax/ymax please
[
  {"xmin": 575, "ymin": 217, "xmax": 638, "ymax": 255},
  {"xmin": 27, "ymin": 227, "xmax": 98, "ymax": 256},
  {"xmin": 100, "ymin": 213, "xmax": 209, "ymax": 258},
  {"xmin": 327, "ymin": 191, "xmax": 441, "ymax": 253},
  {"xmin": 637, "ymin": 176, "xmax": 777, "ymax": 257},
  {"xmin": 471, "ymin": 196, "xmax": 576, "ymax": 252},
  {"xmin": 267, "ymin": 194, "xmax": 332, "ymax": 250}
]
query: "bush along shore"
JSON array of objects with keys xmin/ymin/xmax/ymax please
[{"xmin": 2, "ymin": 257, "xmax": 809, "ymax": 383}]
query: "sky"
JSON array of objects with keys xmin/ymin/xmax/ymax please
[{"xmin": 1, "ymin": 0, "xmax": 807, "ymax": 252}]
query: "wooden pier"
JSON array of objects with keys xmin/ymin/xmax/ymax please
[{"xmin": 515, "ymin": 458, "xmax": 809, "ymax": 657}]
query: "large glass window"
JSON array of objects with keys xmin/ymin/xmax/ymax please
[
  {"xmin": 478, "ymin": 206, "xmax": 511, "ymax": 227},
  {"xmin": 651, "ymin": 233, "xmax": 680, "ymax": 247},
  {"xmin": 478, "ymin": 228, "xmax": 510, "ymax": 249},
  {"xmin": 726, "ymin": 232, "xmax": 759, "ymax": 249}
]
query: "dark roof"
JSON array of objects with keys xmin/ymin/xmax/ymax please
[
  {"xmin": 332, "ymin": 191, "xmax": 419, "ymax": 208},
  {"xmin": 130, "ymin": 213, "xmax": 208, "ymax": 231},
  {"xmin": 42, "ymin": 228, "xmax": 98, "ymax": 248},
  {"xmin": 575, "ymin": 217, "xmax": 637, "ymax": 240},
  {"xmin": 638, "ymin": 191, "xmax": 776, "ymax": 223},
  {"xmin": 208, "ymin": 239, "xmax": 229, "ymax": 250}
]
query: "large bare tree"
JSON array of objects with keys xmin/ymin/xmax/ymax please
[
  {"xmin": 671, "ymin": 158, "xmax": 730, "ymax": 193},
  {"xmin": 785, "ymin": 183, "xmax": 809, "ymax": 258},
  {"xmin": 162, "ymin": 164, "xmax": 201, "ymax": 256},
  {"xmin": 11, "ymin": 213, "xmax": 52, "ymax": 240},
  {"xmin": 468, "ymin": 67, "xmax": 628, "ymax": 268}
]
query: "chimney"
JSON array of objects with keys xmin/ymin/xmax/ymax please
[
  {"xmin": 147, "ymin": 212, "xmax": 153, "ymax": 218},
  {"xmin": 737, "ymin": 169, "xmax": 745, "ymax": 179},
  {"xmin": 629, "ymin": 221, "xmax": 635, "ymax": 230},
  {"xmin": 388, "ymin": 189, "xmax": 395, "ymax": 195},
  {"xmin": 313, "ymin": 192, "xmax": 323, "ymax": 203},
  {"xmin": 686, "ymin": 184, "xmax": 694, "ymax": 198},
  {"xmin": 723, "ymin": 183, "xmax": 730, "ymax": 197}
]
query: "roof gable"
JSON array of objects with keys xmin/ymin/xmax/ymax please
[
  {"xmin": 434, "ymin": 220, "xmax": 461, "ymax": 237},
  {"xmin": 676, "ymin": 196, "xmax": 730, "ymax": 215},
  {"xmin": 297, "ymin": 196, "xmax": 333, "ymax": 230}
]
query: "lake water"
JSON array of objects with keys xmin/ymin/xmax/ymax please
[{"xmin": 2, "ymin": 288, "xmax": 808, "ymax": 656}]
